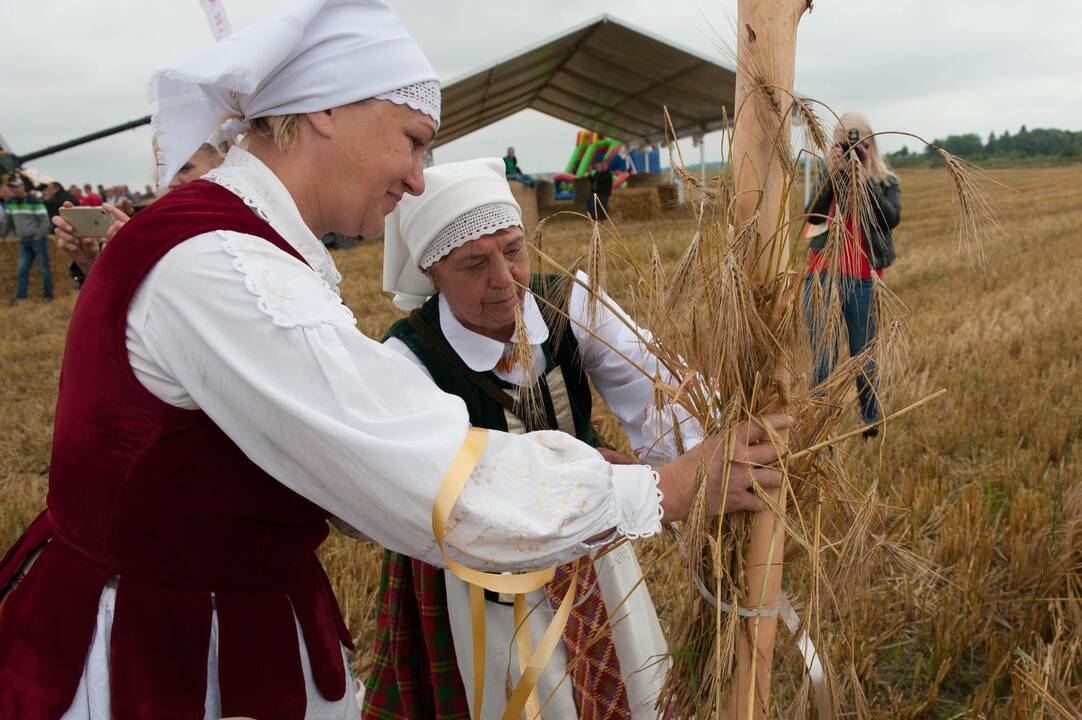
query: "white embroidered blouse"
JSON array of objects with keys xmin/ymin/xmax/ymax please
[
  {"xmin": 61, "ymin": 146, "xmax": 664, "ymax": 719},
  {"xmin": 126, "ymin": 146, "xmax": 664, "ymax": 567}
]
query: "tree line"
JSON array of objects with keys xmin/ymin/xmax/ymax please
[{"xmin": 889, "ymin": 126, "xmax": 1081, "ymax": 162}]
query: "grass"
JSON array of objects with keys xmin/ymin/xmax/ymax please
[{"xmin": 0, "ymin": 163, "xmax": 1078, "ymax": 717}]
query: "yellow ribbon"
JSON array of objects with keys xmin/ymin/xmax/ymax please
[
  {"xmin": 506, "ymin": 575, "xmax": 577, "ymax": 720},
  {"xmin": 432, "ymin": 428, "xmax": 577, "ymax": 720},
  {"xmin": 513, "ymin": 595, "xmax": 543, "ymax": 720}
]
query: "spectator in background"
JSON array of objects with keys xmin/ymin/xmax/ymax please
[
  {"xmin": 502, "ymin": 146, "xmax": 534, "ymax": 187},
  {"xmin": 43, "ymin": 182, "xmax": 78, "ymax": 231},
  {"xmin": 53, "ymin": 142, "xmax": 225, "ymax": 288},
  {"xmin": 96, "ymin": 183, "xmax": 106, "ymax": 199},
  {"xmin": 0, "ymin": 183, "xmax": 11, "ymax": 237},
  {"xmin": 803, "ymin": 111, "xmax": 901, "ymax": 438},
  {"xmin": 68, "ymin": 185, "xmax": 83, "ymax": 203},
  {"xmin": 2, "ymin": 179, "xmax": 53, "ymax": 302},
  {"xmin": 166, "ymin": 142, "xmax": 225, "ymax": 189},
  {"xmin": 109, "ymin": 186, "xmax": 136, "ymax": 214},
  {"xmin": 586, "ymin": 158, "xmax": 612, "ymax": 220},
  {"xmin": 80, "ymin": 183, "xmax": 102, "ymax": 206}
]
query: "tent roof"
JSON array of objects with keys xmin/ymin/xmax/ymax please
[{"xmin": 435, "ymin": 14, "xmax": 736, "ymax": 149}]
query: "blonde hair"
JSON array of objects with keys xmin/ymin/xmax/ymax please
[
  {"xmin": 836, "ymin": 112, "xmax": 896, "ymax": 183},
  {"xmin": 249, "ymin": 114, "xmax": 303, "ymax": 153}
]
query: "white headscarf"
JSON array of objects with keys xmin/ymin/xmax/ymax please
[
  {"xmin": 149, "ymin": 0, "xmax": 440, "ymax": 189},
  {"xmin": 383, "ymin": 157, "xmax": 522, "ymax": 310}
]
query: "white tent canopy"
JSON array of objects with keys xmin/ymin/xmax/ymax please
[{"xmin": 435, "ymin": 14, "xmax": 737, "ymax": 150}]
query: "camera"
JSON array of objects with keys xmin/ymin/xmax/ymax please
[{"xmin": 837, "ymin": 127, "xmax": 862, "ymax": 153}]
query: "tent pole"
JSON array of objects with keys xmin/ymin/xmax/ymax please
[{"xmin": 699, "ymin": 134, "xmax": 706, "ymax": 184}]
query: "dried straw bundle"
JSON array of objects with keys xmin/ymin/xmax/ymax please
[{"xmin": 521, "ymin": 85, "xmax": 999, "ymax": 718}]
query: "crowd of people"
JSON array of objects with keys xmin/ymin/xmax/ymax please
[
  {"xmin": 0, "ymin": 142, "xmax": 228, "ymax": 297},
  {"xmin": 0, "ymin": 176, "xmax": 152, "ymax": 301}
]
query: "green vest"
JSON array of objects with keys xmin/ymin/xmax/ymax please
[{"xmin": 383, "ymin": 274, "xmax": 597, "ymax": 444}]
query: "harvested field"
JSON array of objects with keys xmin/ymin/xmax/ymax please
[{"xmin": 0, "ymin": 164, "xmax": 1078, "ymax": 716}]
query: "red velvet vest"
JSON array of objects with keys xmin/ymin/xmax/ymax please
[{"xmin": 0, "ymin": 180, "xmax": 353, "ymax": 719}]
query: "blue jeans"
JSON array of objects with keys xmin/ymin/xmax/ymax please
[
  {"xmin": 803, "ymin": 272, "xmax": 879, "ymax": 423},
  {"xmin": 586, "ymin": 194, "xmax": 610, "ymax": 220},
  {"xmin": 17, "ymin": 235, "xmax": 54, "ymax": 299},
  {"xmin": 506, "ymin": 172, "xmax": 534, "ymax": 187}
]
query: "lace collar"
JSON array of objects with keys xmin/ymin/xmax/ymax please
[
  {"xmin": 439, "ymin": 292, "xmax": 550, "ymax": 373},
  {"xmin": 204, "ymin": 146, "xmax": 343, "ymax": 291}
]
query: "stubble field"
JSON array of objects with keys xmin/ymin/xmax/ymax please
[{"xmin": 0, "ymin": 164, "xmax": 1078, "ymax": 717}]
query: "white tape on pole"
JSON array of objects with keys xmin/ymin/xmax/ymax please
[{"xmin": 691, "ymin": 565, "xmax": 832, "ymax": 718}]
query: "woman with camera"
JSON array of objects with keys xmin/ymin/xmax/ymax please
[{"xmin": 803, "ymin": 112, "xmax": 901, "ymax": 437}]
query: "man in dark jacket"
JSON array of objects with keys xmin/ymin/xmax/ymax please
[
  {"xmin": 43, "ymin": 182, "xmax": 78, "ymax": 231},
  {"xmin": 587, "ymin": 160, "xmax": 613, "ymax": 220}
]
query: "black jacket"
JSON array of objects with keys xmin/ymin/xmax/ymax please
[
  {"xmin": 590, "ymin": 169, "xmax": 613, "ymax": 197},
  {"xmin": 45, "ymin": 190, "xmax": 79, "ymax": 230},
  {"xmin": 805, "ymin": 172, "xmax": 901, "ymax": 269}
]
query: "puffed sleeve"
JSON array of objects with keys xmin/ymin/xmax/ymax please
[{"xmin": 130, "ymin": 232, "xmax": 662, "ymax": 570}]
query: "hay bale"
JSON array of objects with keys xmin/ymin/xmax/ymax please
[
  {"xmin": 572, "ymin": 177, "xmax": 591, "ymax": 204},
  {"xmin": 508, "ymin": 181, "xmax": 539, "ymax": 234},
  {"xmin": 0, "ymin": 235, "xmax": 72, "ymax": 301},
  {"xmin": 627, "ymin": 172, "xmax": 670, "ymax": 188},
  {"xmin": 535, "ymin": 180, "xmax": 556, "ymax": 211},
  {"xmin": 607, "ymin": 188, "xmax": 663, "ymax": 221},
  {"xmin": 656, "ymin": 184, "xmax": 680, "ymax": 210}
]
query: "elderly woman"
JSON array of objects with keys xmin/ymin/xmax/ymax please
[
  {"xmin": 0, "ymin": 2, "xmax": 788, "ymax": 718},
  {"xmin": 369, "ymin": 158, "xmax": 761, "ymax": 719}
]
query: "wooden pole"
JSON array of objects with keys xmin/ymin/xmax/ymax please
[{"xmin": 728, "ymin": 2, "xmax": 808, "ymax": 718}]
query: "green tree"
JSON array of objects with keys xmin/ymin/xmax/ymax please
[{"xmin": 939, "ymin": 133, "xmax": 984, "ymax": 157}]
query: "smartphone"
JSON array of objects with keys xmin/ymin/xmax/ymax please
[{"xmin": 59, "ymin": 206, "xmax": 113, "ymax": 238}]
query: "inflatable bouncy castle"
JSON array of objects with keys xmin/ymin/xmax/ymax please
[{"xmin": 551, "ymin": 131, "xmax": 661, "ymax": 200}]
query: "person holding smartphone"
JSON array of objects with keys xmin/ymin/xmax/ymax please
[
  {"xmin": 803, "ymin": 112, "xmax": 901, "ymax": 437},
  {"xmin": 52, "ymin": 143, "xmax": 225, "ymax": 288}
]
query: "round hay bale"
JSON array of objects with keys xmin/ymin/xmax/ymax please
[{"xmin": 607, "ymin": 187, "xmax": 663, "ymax": 221}]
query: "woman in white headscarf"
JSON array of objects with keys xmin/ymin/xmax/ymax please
[
  {"xmin": 0, "ymin": 2, "xmax": 790, "ymax": 718},
  {"xmin": 372, "ymin": 158, "xmax": 716, "ymax": 719}
]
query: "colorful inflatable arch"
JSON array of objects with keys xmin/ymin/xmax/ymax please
[{"xmin": 553, "ymin": 131, "xmax": 660, "ymax": 200}]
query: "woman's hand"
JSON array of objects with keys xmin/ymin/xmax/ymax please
[
  {"xmin": 854, "ymin": 140, "xmax": 871, "ymax": 170},
  {"xmin": 828, "ymin": 144, "xmax": 845, "ymax": 170},
  {"xmin": 656, "ymin": 414, "xmax": 793, "ymax": 522},
  {"xmin": 53, "ymin": 202, "xmax": 129, "ymax": 273},
  {"xmin": 829, "ymin": 141, "xmax": 871, "ymax": 173},
  {"xmin": 596, "ymin": 447, "xmax": 640, "ymax": 465}
]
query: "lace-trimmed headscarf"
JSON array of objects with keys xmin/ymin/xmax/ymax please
[
  {"xmin": 383, "ymin": 157, "xmax": 523, "ymax": 310},
  {"xmin": 149, "ymin": 0, "xmax": 440, "ymax": 189}
]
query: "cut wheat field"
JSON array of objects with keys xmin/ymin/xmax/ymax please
[{"xmin": 0, "ymin": 164, "xmax": 1078, "ymax": 717}]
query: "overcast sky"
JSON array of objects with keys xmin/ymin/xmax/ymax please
[{"xmin": 4, "ymin": 0, "xmax": 1079, "ymax": 187}]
